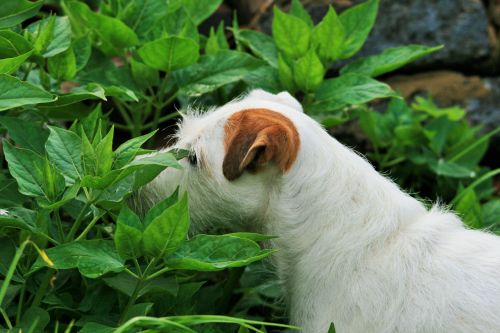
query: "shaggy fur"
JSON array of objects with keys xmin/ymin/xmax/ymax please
[{"xmin": 139, "ymin": 90, "xmax": 500, "ymax": 333}]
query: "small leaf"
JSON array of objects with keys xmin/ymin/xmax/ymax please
[
  {"xmin": 290, "ymin": 0, "xmax": 314, "ymax": 27},
  {"xmin": 312, "ymin": 6, "xmax": 345, "ymax": 63},
  {"xmin": 0, "ymin": 0, "xmax": 43, "ymax": 28},
  {"xmin": 0, "ymin": 30, "xmax": 33, "ymax": 74},
  {"xmin": 310, "ymin": 74, "xmax": 397, "ymax": 112},
  {"xmin": 45, "ymin": 126, "xmax": 83, "ymax": 185},
  {"xmin": 236, "ymin": 30, "xmax": 278, "ymax": 68},
  {"xmin": 178, "ymin": 0, "xmax": 223, "ymax": 25},
  {"xmin": 339, "ymin": 0, "xmax": 379, "ymax": 59},
  {"xmin": 174, "ymin": 50, "xmax": 264, "ymax": 96},
  {"xmin": 143, "ymin": 193, "xmax": 190, "ymax": 257},
  {"xmin": 95, "ymin": 127, "xmax": 114, "ymax": 176},
  {"xmin": 0, "ymin": 116, "xmax": 48, "ymax": 154},
  {"xmin": 166, "ymin": 235, "xmax": 273, "ymax": 271},
  {"xmin": 294, "ymin": 49, "xmax": 324, "ymax": 92},
  {"xmin": 341, "ymin": 45, "xmax": 443, "ymax": 77},
  {"xmin": 455, "ymin": 189, "xmax": 482, "ymax": 228},
  {"xmin": 30, "ymin": 240, "xmax": 125, "ymax": 278},
  {"xmin": 278, "ymin": 54, "xmax": 294, "ymax": 92},
  {"xmin": 138, "ymin": 36, "xmax": 199, "ymax": 72},
  {"xmin": 47, "ymin": 46, "xmax": 77, "ymax": 81},
  {"xmin": 113, "ymin": 131, "xmax": 157, "ymax": 169},
  {"xmin": 272, "ymin": 7, "xmax": 311, "ymax": 59},
  {"xmin": 115, "ymin": 205, "xmax": 143, "ymax": 259},
  {"xmin": 0, "ymin": 74, "xmax": 56, "ymax": 111},
  {"xmin": 27, "ymin": 16, "xmax": 72, "ymax": 57}
]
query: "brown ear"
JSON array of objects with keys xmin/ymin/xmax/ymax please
[{"xmin": 223, "ymin": 109, "xmax": 300, "ymax": 181}]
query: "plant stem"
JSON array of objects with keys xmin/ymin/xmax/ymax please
[
  {"xmin": 31, "ymin": 269, "xmax": 53, "ymax": 308},
  {"xmin": 66, "ymin": 202, "xmax": 91, "ymax": 242},
  {"xmin": 0, "ymin": 239, "xmax": 30, "ymax": 307},
  {"xmin": 74, "ymin": 213, "xmax": 101, "ymax": 241},
  {"xmin": 451, "ymin": 168, "xmax": 500, "ymax": 206},
  {"xmin": 54, "ymin": 209, "xmax": 64, "ymax": 242},
  {"xmin": 144, "ymin": 111, "xmax": 180, "ymax": 130},
  {"xmin": 119, "ymin": 277, "xmax": 143, "ymax": 325},
  {"xmin": 0, "ymin": 307, "xmax": 12, "ymax": 329},
  {"xmin": 144, "ymin": 265, "xmax": 172, "ymax": 281},
  {"xmin": 15, "ymin": 284, "xmax": 26, "ymax": 325}
]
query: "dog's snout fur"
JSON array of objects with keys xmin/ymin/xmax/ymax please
[{"xmin": 139, "ymin": 89, "xmax": 500, "ymax": 333}]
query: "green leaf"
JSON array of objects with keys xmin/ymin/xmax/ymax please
[
  {"xmin": 128, "ymin": 151, "xmax": 183, "ymax": 170},
  {"xmin": 243, "ymin": 65, "xmax": 282, "ymax": 93},
  {"xmin": 0, "ymin": 74, "xmax": 56, "ymax": 111},
  {"xmin": 95, "ymin": 127, "xmax": 114, "ymax": 176},
  {"xmin": 18, "ymin": 307, "xmax": 50, "ymax": 333},
  {"xmin": 80, "ymin": 323, "xmax": 115, "ymax": 333},
  {"xmin": 455, "ymin": 189, "xmax": 482, "ymax": 228},
  {"xmin": 174, "ymin": 50, "xmax": 264, "ymax": 96},
  {"xmin": 311, "ymin": 6, "xmax": 345, "ymax": 63},
  {"xmin": 341, "ymin": 45, "xmax": 443, "ymax": 77},
  {"xmin": 482, "ymin": 200, "xmax": 500, "ymax": 227},
  {"xmin": 309, "ymin": 74, "xmax": 397, "ymax": 112},
  {"xmin": 290, "ymin": 0, "xmax": 314, "ymax": 27},
  {"xmin": 236, "ymin": 30, "xmax": 278, "ymax": 68},
  {"xmin": 339, "ymin": 0, "xmax": 379, "ymax": 59},
  {"xmin": 73, "ymin": 35, "xmax": 92, "ymax": 71},
  {"xmin": 138, "ymin": 36, "xmax": 199, "ymax": 72},
  {"xmin": 143, "ymin": 193, "xmax": 190, "ymax": 257},
  {"xmin": 27, "ymin": 16, "xmax": 72, "ymax": 57},
  {"xmin": 175, "ymin": 0, "xmax": 223, "ymax": 25},
  {"xmin": 160, "ymin": 6, "xmax": 199, "ymax": 43},
  {"xmin": 46, "ymin": 126, "xmax": 83, "ymax": 185},
  {"xmin": 114, "ymin": 131, "xmax": 157, "ymax": 169},
  {"xmin": 0, "ymin": 116, "xmax": 48, "ymax": 154},
  {"xmin": 39, "ymin": 83, "xmax": 107, "ymax": 110},
  {"xmin": 278, "ymin": 54, "xmax": 294, "ymax": 92},
  {"xmin": 205, "ymin": 27, "xmax": 220, "ymax": 56},
  {"xmin": 166, "ymin": 235, "xmax": 273, "ymax": 271},
  {"xmin": 0, "ymin": 0, "xmax": 43, "ymax": 28},
  {"xmin": 30, "ymin": 240, "xmax": 125, "ymax": 278},
  {"xmin": 0, "ymin": 208, "xmax": 37, "ymax": 232},
  {"xmin": 131, "ymin": 58, "xmax": 160, "ymax": 89},
  {"xmin": 47, "ymin": 46, "xmax": 77, "ymax": 81},
  {"xmin": 294, "ymin": 49, "xmax": 324, "ymax": 92},
  {"xmin": 0, "ymin": 30, "xmax": 33, "ymax": 74},
  {"xmin": 412, "ymin": 96, "xmax": 465, "ymax": 121},
  {"xmin": 428, "ymin": 159, "xmax": 476, "ymax": 179},
  {"xmin": 3, "ymin": 142, "xmax": 45, "ymax": 197},
  {"xmin": 63, "ymin": 1, "xmax": 139, "ymax": 55},
  {"xmin": 115, "ymin": 205, "xmax": 143, "ymax": 259},
  {"xmin": 117, "ymin": 0, "xmax": 169, "ymax": 41},
  {"xmin": 272, "ymin": 7, "xmax": 311, "ymax": 59}
]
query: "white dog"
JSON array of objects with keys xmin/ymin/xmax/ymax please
[{"xmin": 139, "ymin": 90, "xmax": 500, "ymax": 333}]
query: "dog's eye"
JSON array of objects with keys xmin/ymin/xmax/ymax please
[{"xmin": 188, "ymin": 153, "xmax": 198, "ymax": 166}]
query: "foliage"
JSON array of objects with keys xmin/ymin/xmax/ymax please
[{"xmin": 0, "ymin": 0, "xmax": 496, "ymax": 333}]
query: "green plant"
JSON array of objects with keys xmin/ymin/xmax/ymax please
[
  {"xmin": 0, "ymin": 0, "xmax": 494, "ymax": 332},
  {"xmin": 358, "ymin": 96, "xmax": 499, "ymax": 230}
]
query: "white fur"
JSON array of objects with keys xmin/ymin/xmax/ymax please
[{"xmin": 140, "ymin": 90, "xmax": 500, "ymax": 333}]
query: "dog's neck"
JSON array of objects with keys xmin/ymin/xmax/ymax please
[{"xmin": 261, "ymin": 130, "xmax": 427, "ymax": 327}]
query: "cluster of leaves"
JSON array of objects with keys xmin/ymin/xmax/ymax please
[
  {"xmin": 0, "ymin": 0, "xmax": 496, "ymax": 332},
  {"xmin": 358, "ymin": 97, "xmax": 499, "ymax": 231}
]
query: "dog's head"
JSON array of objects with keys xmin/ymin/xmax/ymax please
[{"xmin": 143, "ymin": 90, "xmax": 313, "ymax": 230}]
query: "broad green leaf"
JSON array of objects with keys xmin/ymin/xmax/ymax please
[
  {"xmin": 39, "ymin": 84, "xmax": 107, "ymax": 110},
  {"xmin": 117, "ymin": 0, "xmax": 169, "ymax": 41},
  {"xmin": 17, "ymin": 307, "xmax": 50, "ymax": 333},
  {"xmin": 312, "ymin": 6, "xmax": 345, "ymax": 63},
  {"xmin": 0, "ymin": 176, "xmax": 29, "ymax": 208},
  {"xmin": 160, "ymin": 6, "xmax": 199, "ymax": 43},
  {"xmin": 104, "ymin": 272, "xmax": 178, "ymax": 298},
  {"xmin": 80, "ymin": 323, "xmax": 115, "ymax": 333},
  {"xmin": 39, "ymin": 157, "xmax": 67, "ymax": 201},
  {"xmin": 236, "ymin": 30, "xmax": 278, "ymax": 68},
  {"xmin": 174, "ymin": 0, "xmax": 223, "ymax": 25},
  {"xmin": 0, "ymin": 208, "xmax": 37, "ymax": 232},
  {"xmin": 131, "ymin": 58, "xmax": 159, "ymax": 89},
  {"xmin": 27, "ymin": 16, "xmax": 72, "ymax": 57},
  {"xmin": 30, "ymin": 240, "xmax": 125, "ymax": 278},
  {"xmin": 272, "ymin": 7, "xmax": 311, "ymax": 59},
  {"xmin": 0, "ymin": 0, "xmax": 43, "ymax": 28},
  {"xmin": 423, "ymin": 117, "xmax": 454, "ymax": 155},
  {"xmin": 412, "ymin": 96, "xmax": 465, "ymax": 121},
  {"xmin": 174, "ymin": 50, "xmax": 264, "ymax": 96},
  {"xmin": 73, "ymin": 35, "xmax": 92, "ymax": 71},
  {"xmin": 138, "ymin": 36, "xmax": 199, "ymax": 72},
  {"xmin": 143, "ymin": 193, "xmax": 190, "ymax": 257},
  {"xmin": 290, "ymin": 0, "xmax": 314, "ymax": 27},
  {"xmin": 63, "ymin": 1, "xmax": 139, "ymax": 55},
  {"xmin": 309, "ymin": 74, "xmax": 397, "ymax": 112},
  {"xmin": 339, "ymin": 0, "xmax": 379, "ymax": 59},
  {"xmin": 0, "ymin": 30, "xmax": 33, "ymax": 74},
  {"xmin": 243, "ymin": 65, "xmax": 282, "ymax": 93},
  {"xmin": 47, "ymin": 46, "xmax": 77, "ymax": 81},
  {"xmin": 114, "ymin": 131, "xmax": 157, "ymax": 169},
  {"xmin": 0, "ymin": 116, "xmax": 48, "ymax": 154},
  {"xmin": 37, "ymin": 181, "xmax": 80, "ymax": 210},
  {"xmin": 95, "ymin": 127, "xmax": 114, "ymax": 175},
  {"xmin": 46, "ymin": 126, "xmax": 83, "ymax": 185},
  {"xmin": 143, "ymin": 189, "xmax": 179, "ymax": 227},
  {"xmin": 115, "ymin": 205, "xmax": 143, "ymax": 259},
  {"xmin": 128, "ymin": 151, "xmax": 183, "ymax": 169},
  {"xmin": 482, "ymin": 200, "xmax": 500, "ymax": 227},
  {"xmin": 294, "ymin": 49, "xmax": 324, "ymax": 92},
  {"xmin": 341, "ymin": 45, "xmax": 443, "ymax": 77},
  {"xmin": 455, "ymin": 189, "xmax": 482, "ymax": 228},
  {"xmin": 166, "ymin": 235, "xmax": 273, "ymax": 271},
  {"xmin": 3, "ymin": 142, "xmax": 45, "ymax": 197},
  {"xmin": 428, "ymin": 159, "xmax": 476, "ymax": 178},
  {"xmin": 0, "ymin": 74, "xmax": 56, "ymax": 111},
  {"xmin": 278, "ymin": 54, "xmax": 294, "ymax": 92}
]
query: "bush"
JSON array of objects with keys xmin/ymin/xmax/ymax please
[{"xmin": 0, "ymin": 0, "xmax": 497, "ymax": 332}]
